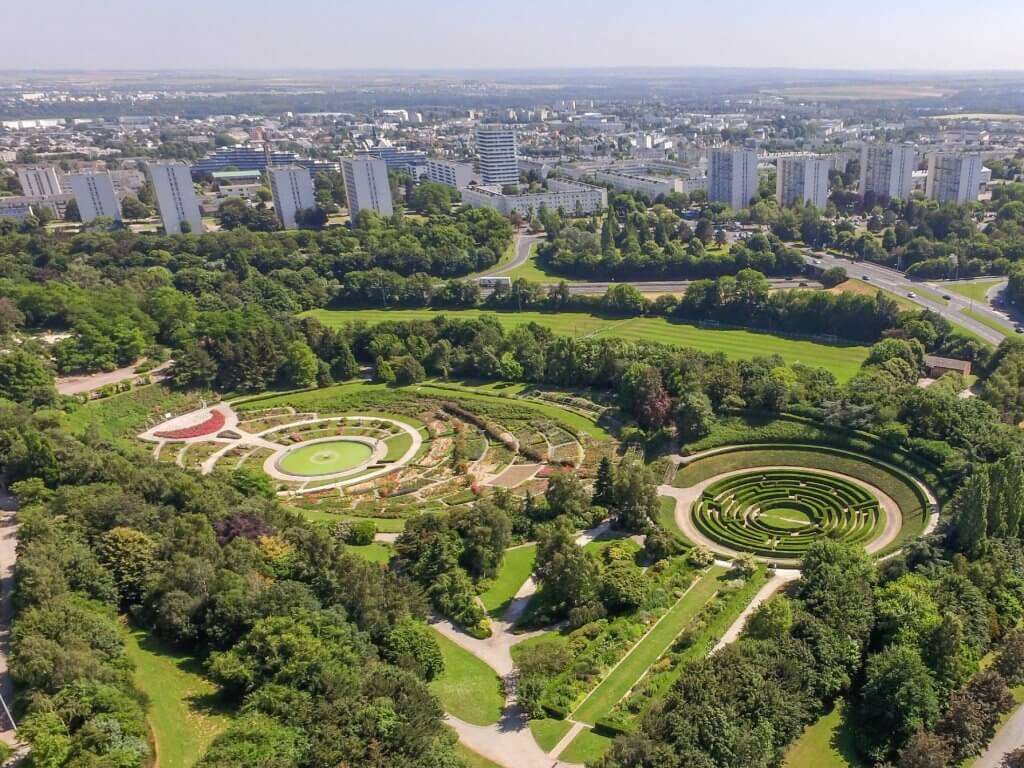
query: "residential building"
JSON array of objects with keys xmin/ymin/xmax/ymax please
[
  {"xmin": 16, "ymin": 166, "xmax": 63, "ymax": 198},
  {"xmin": 776, "ymin": 155, "xmax": 832, "ymax": 208},
  {"xmin": 341, "ymin": 155, "xmax": 393, "ymax": 217},
  {"xmin": 67, "ymin": 172, "xmax": 122, "ymax": 222},
  {"xmin": 859, "ymin": 144, "xmax": 916, "ymax": 202},
  {"xmin": 0, "ymin": 197, "xmax": 60, "ymax": 222},
  {"xmin": 192, "ymin": 146, "xmax": 338, "ymax": 176},
  {"xmin": 460, "ymin": 180, "xmax": 606, "ymax": 217},
  {"xmin": 148, "ymin": 162, "xmax": 203, "ymax": 234},
  {"xmin": 425, "ymin": 159, "xmax": 476, "ymax": 189},
  {"xmin": 358, "ymin": 146, "xmax": 428, "ymax": 175},
  {"xmin": 269, "ymin": 166, "xmax": 317, "ymax": 229},
  {"xmin": 926, "ymin": 152, "xmax": 983, "ymax": 204},
  {"xmin": 475, "ymin": 125, "xmax": 519, "ymax": 186},
  {"xmin": 708, "ymin": 148, "xmax": 759, "ymax": 210}
]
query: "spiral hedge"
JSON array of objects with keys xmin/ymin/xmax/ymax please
[{"xmin": 691, "ymin": 469, "xmax": 884, "ymax": 558}]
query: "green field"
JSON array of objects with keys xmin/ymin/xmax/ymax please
[
  {"xmin": 570, "ymin": 566, "xmax": 725, "ymax": 725},
  {"xmin": 783, "ymin": 701, "xmax": 864, "ymax": 768},
  {"xmin": 479, "ymin": 544, "xmax": 537, "ymax": 615},
  {"xmin": 558, "ymin": 727, "xmax": 615, "ymax": 763},
  {"xmin": 503, "ymin": 243, "xmax": 586, "ymax": 283},
  {"xmin": 278, "ymin": 440, "xmax": 373, "ymax": 476},
  {"xmin": 943, "ymin": 279, "xmax": 1004, "ymax": 303},
  {"xmin": 124, "ymin": 628, "xmax": 231, "ymax": 768},
  {"xmin": 528, "ymin": 718, "xmax": 574, "ymax": 752},
  {"xmin": 384, "ymin": 431, "xmax": 415, "ymax": 460},
  {"xmin": 346, "ymin": 541, "xmax": 394, "ymax": 563},
  {"xmin": 429, "ymin": 630, "xmax": 504, "ymax": 726},
  {"xmin": 303, "ymin": 308, "xmax": 870, "ymax": 382}
]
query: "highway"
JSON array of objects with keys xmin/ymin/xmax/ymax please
[{"xmin": 802, "ymin": 249, "xmax": 1016, "ymax": 346}]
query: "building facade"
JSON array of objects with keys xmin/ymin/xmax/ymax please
[
  {"xmin": 460, "ymin": 180, "xmax": 606, "ymax": 217},
  {"xmin": 269, "ymin": 166, "xmax": 317, "ymax": 229},
  {"xmin": 66, "ymin": 172, "xmax": 122, "ymax": 222},
  {"xmin": 357, "ymin": 147, "xmax": 428, "ymax": 175},
  {"xmin": 926, "ymin": 152, "xmax": 983, "ymax": 205},
  {"xmin": 475, "ymin": 125, "xmax": 519, "ymax": 186},
  {"xmin": 341, "ymin": 155, "xmax": 394, "ymax": 218},
  {"xmin": 776, "ymin": 155, "xmax": 832, "ymax": 209},
  {"xmin": 17, "ymin": 166, "xmax": 64, "ymax": 198},
  {"xmin": 859, "ymin": 144, "xmax": 916, "ymax": 202},
  {"xmin": 708, "ymin": 148, "xmax": 759, "ymax": 210},
  {"xmin": 148, "ymin": 162, "xmax": 204, "ymax": 234},
  {"xmin": 425, "ymin": 159, "xmax": 476, "ymax": 189}
]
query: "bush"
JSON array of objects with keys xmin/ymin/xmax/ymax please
[{"xmin": 340, "ymin": 519, "xmax": 376, "ymax": 546}]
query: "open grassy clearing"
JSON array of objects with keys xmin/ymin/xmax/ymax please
[
  {"xmin": 65, "ymin": 384, "xmax": 211, "ymax": 442},
  {"xmin": 304, "ymin": 308, "xmax": 870, "ymax": 382},
  {"xmin": 345, "ymin": 541, "xmax": 394, "ymax": 563},
  {"xmin": 454, "ymin": 742, "xmax": 504, "ymax": 768},
  {"xmin": 675, "ymin": 445, "xmax": 930, "ymax": 555},
  {"xmin": 783, "ymin": 701, "xmax": 865, "ymax": 768},
  {"xmin": 942, "ymin": 279, "xmax": 1004, "ymax": 303},
  {"xmin": 654, "ymin": 495, "xmax": 691, "ymax": 544},
  {"xmin": 571, "ymin": 565, "xmax": 726, "ymax": 726},
  {"xmin": 429, "ymin": 630, "xmax": 504, "ymax": 726},
  {"xmin": 830, "ymin": 279, "xmax": 916, "ymax": 310},
  {"xmin": 479, "ymin": 544, "xmax": 537, "ymax": 615},
  {"xmin": 558, "ymin": 727, "xmax": 615, "ymax": 763},
  {"xmin": 503, "ymin": 242, "xmax": 586, "ymax": 283},
  {"xmin": 123, "ymin": 628, "xmax": 231, "ymax": 768}
]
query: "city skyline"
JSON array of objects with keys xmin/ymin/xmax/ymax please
[{"xmin": 4, "ymin": 0, "xmax": 1024, "ymax": 72}]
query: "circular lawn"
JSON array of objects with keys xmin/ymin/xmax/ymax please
[{"xmin": 277, "ymin": 440, "xmax": 374, "ymax": 477}]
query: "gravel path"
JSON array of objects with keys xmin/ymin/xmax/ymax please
[
  {"xmin": 710, "ymin": 569, "xmax": 800, "ymax": 653},
  {"xmin": 0, "ymin": 488, "xmax": 20, "ymax": 748},
  {"xmin": 56, "ymin": 359, "xmax": 171, "ymax": 395}
]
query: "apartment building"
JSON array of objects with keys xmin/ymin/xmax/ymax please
[
  {"xmin": 341, "ymin": 155, "xmax": 394, "ymax": 217},
  {"xmin": 16, "ymin": 166, "xmax": 63, "ymax": 198},
  {"xmin": 776, "ymin": 155, "xmax": 832, "ymax": 208},
  {"xmin": 708, "ymin": 148, "xmax": 759, "ymax": 210},
  {"xmin": 926, "ymin": 152, "xmax": 983, "ymax": 205},
  {"xmin": 425, "ymin": 159, "xmax": 476, "ymax": 189},
  {"xmin": 148, "ymin": 162, "xmax": 204, "ymax": 234},
  {"xmin": 268, "ymin": 166, "xmax": 317, "ymax": 229},
  {"xmin": 859, "ymin": 144, "xmax": 916, "ymax": 202},
  {"xmin": 475, "ymin": 125, "xmax": 519, "ymax": 186},
  {"xmin": 66, "ymin": 172, "xmax": 122, "ymax": 222}
]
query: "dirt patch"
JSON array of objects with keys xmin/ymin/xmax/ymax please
[{"xmin": 484, "ymin": 463, "xmax": 542, "ymax": 488}]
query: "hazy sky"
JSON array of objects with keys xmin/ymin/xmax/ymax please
[{"xmin": 6, "ymin": 0, "xmax": 1024, "ymax": 72}]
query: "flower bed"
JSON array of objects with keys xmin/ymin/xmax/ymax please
[{"xmin": 155, "ymin": 409, "xmax": 226, "ymax": 440}]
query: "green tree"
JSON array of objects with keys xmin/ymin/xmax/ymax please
[
  {"xmin": 610, "ymin": 459, "xmax": 658, "ymax": 533},
  {"xmin": 283, "ymin": 341, "xmax": 318, "ymax": 388},
  {"xmin": 0, "ymin": 348, "xmax": 54, "ymax": 404},
  {"xmin": 860, "ymin": 645, "xmax": 940, "ymax": 760},
  {"xmin": 675, "ymin": 391, "xmax": 716, "ymax": 442}
]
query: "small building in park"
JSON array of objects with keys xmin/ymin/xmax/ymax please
[{"xmin": 924, "ymin": 354, "xmax": 972, "ymax": 378}]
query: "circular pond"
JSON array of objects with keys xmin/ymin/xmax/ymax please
[{"xmin": 277, "ymin": 439, "xmax": 374, "ymax": 477}]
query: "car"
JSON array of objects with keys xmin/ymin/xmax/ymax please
[
  {"xmin": 1016, "ymin": 327, "xmax": 1023, "ymax": 334},
  {"xmin": 813, "ymin": 259, "xmax": 822, "ymax": 265},
  {"xmin": 907, "ymin": 292, "xmax": 917, "ymax": 299},
  {"xmin": 862, "ymin": 275, "xmax": 870, "ymax": 281},
  {"xmin": 798, "ymin": 281, "xmax": 808, "ymax": 287},
  {"xmin": 942, "ymin": 293, "xmax": 952, "ymax": 300}
]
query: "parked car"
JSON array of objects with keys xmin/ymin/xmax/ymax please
[{"xmin": 907, "ymin": 292, "xmax": 917, "ymax": 299}]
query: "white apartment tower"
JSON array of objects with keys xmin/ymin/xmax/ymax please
[
  {"xmin": 926, "ymin": 152, "xmax": 983, "ymax": 205},
  {"xmin": 859, "ymin": 144, "xmax": 916, "ymax": 202},
  {"xmin": 776, "ymin": 155, "xmax": 832, "ymax": 209},
  {"xmin": 708, "ymin": 148, "xmax": 759, "ymax": 210},
  {"xmin": 475, "ymin": 125, "xmax": 519, "ymax": 186},
  {"xmin": 67, "ymin": 172, "xmax": 122, "ymax": 223},
  {"xmin": 17, "ymin": 166, "xmax": 63, "ymax": 198},
  {"xmin": 269, "ymin": 166, "xmax": 317, "ymax": 229},
  {"xmin": 148, "ymin": 162, "xmax": 203, "ymax": 235},
  {"xmin": 341, "ymin": 155, "xmax": 394, "ymax": 218}
]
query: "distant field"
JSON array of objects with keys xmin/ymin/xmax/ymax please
[
  {"xmin": 304, "ymin": 308, "xmax": 870, "ymax": 382},
  {"xmin": 772, "ymin": 83, "xmax": 954, "ymax": 101}
]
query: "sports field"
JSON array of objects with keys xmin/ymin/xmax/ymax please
[
  {"xmin": 304, "ymin": 308, "xmax": 870, "ymax": 382},
  {"xmin": 277, "ymin": 440, "xmax": 373, "ymax": 476}
]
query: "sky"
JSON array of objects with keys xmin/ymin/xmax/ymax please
[{"xmin": 5, "ymin": 0, "xmax": 1024, "ymax": 72}]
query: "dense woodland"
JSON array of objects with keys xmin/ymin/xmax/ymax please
[{"xmin": 2, "ymin": 198, "xmax": 1024, "ymax": 767}]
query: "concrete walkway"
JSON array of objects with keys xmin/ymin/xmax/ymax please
[
  {"xmin": 0, "ymin": 488, "xmax": 20, "ymax": 750},
  {"xmin": 975, "ymin": 701, "xmax": 1024, "ymax": 767},
  {"xmin": 56, "ymin": 359, "xmax": 171, "ymax": 396}
]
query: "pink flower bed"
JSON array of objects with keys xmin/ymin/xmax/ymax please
[{"xmin": 155, "ymin": 409, "xmax": 226, "ymax": 440}]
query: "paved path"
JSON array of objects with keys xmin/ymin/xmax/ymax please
[
  {"xmin": 975, "ymin": 701, "xmax": 1024, "ymax": 767},
  {"xmin": 0, "ymin": 488, "xmax": 19, "ymax": 748},
  {"xmin": 711, "ymin": 569, "xmax": 800, "ymax": 653},
  {"xmin": 447, "ymin": 707, "xmax": 582, "ymax": 768},
  {"xmin": 56, "ymin": 359, "xmax": 171, "ymax": 396},
  {"xmin": 480, "ymin": 232, "xmax": 545, "ymax": 277}
]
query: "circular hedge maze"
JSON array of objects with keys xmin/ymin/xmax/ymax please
[{"xmin": 691, "ymin": 470, "xmax": 884, "ymax": 558}]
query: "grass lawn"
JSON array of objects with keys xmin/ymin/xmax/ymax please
[
  {"xmin": 303, "ymin": 308, "xmax": 870, "ymax": 383},
  {"xmin": 558, "ymin": 727, "xmax": 615, "ymax": 764},
  {"xmin": 429, "ymin": 630, "xmax": 504, "ymax": 726},
  {"xmin": 503, "ymin": 243, "xmax": 586, "ymax": 283},
  {"xmin": 479, "ymin": 544, "xmax": 537, "ymax": 615},
  {"xmin": 654, "ymin": 494, "xmax": 693, "ymax": 546},
  {"xmin": 962, "ymin": 307, "xmax": 1014, "ymax": 338},
  {"xmin": 384, "ymin": 431, "xmax": 414, "ymax": 460},
  {"xmin": 346, "ymin": 542, "xmax": 394, "ymax": 564},
  {"xmin": 66, "ymin": 384, "xmax": 210, "ymax": 442},
  {"xmin": 288, "ymin": 507, "xmax": 408, "ymax": 532},
  {"xmin": 454, "ymin": 742, "xmax": 504, "ymax": 768},
  {"xmin": 123, "ymin": 628, "xmax": 231, "ymax": 768},
  {"xmin": 831, "ymin": 279, "xmax": 916, "ymax": 311},
  {"xmin": 943, "ymin": 279, "xmax": 1004, "ymax": 303},
  {"xmin": 783, "ymin": 701, "xmax": 864, "ymax": 768},
  {"xmin": 571, "ymin": 565, "xmax": 726, "ymax": 726},
  {"xmin": 528, "ymin": 718, "xmax": 574, "ymax": 752}
]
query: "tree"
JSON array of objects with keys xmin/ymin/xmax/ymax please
[
  {"xmin": 956, "ymin": 471, "xmax": 990, "ymax": 554},
  {"xmin": 995, "ymin": 630, "xmax": 1024, "ymax": 687},
  {"xmin": 329, "ymin": 342, "xmax": 358, "ymax": 382},
  {"xmin": 610, "ymin": 459, "xmax": 658, "ymax": 533},
  {"xmin": 534, "ymin": 517, "xmax": 598, "ymax": 615},
  {"xmin": 197, "ymin": 713, "xmax": 306, "ymax": 768},
  {"xmin": 675, "ymin": 391, "xmax": 716, "ymax": 442},
  {"xmin": 98, "ymin": 527, "xmax": 156, "ymax": 608},
  {"xmin": 283, "ymin": 341, "xmax": 318, "ymax": 388},
  {"xmin": 600, "ymin": 560, "xmax": 647, "ymax": 613},
  {"xmin": 392, "ymin": 355, "xmax": 426, "ymax": 385},
  {"xmin": 860, "ymin": 645, "xmax": 940, "ymax": 760},
  {"xmin": 0, "ymin": 348, "xmax": 54, "ymax": 404},
  {"xmin": 1001, "ymin": 748, "xmax": 1024, "ymax": 768},
  {"xmin": 544, "ymin": 471, "xmax": 591, "ymax": 522},
  {"xmin": 898, "ymin": 732, "xmax": 952, "ymax": 768},
  {"xmin": 169, "ymin": 344, "xmax": 217, "ymax": 389},
  {"xmin": 120, "ymin": 196, "xmax": 151, "ymax": 219},
  {"xmin": 593, "ymin": 457, "xmax": 614, "ymax": 506},
  {"xmin": 384, "ymin": 619, "xmax": 444, "ymax": 681},
  {"xmin": 820, "ymin": 266, "xmax": 848, "ymax": 288},
  {"xmin": 745, "ymin": 596, "xmax": 793, "ymax": 640},
  {"xmin": 730, "ymin": 553, "xmax": 757, "ymax": 579},
  {"xmin": 621, "ymin": 364, "xmax": 672, "ymax": 431}
]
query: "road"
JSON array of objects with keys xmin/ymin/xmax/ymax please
[
  {"xmin": 802, "ymin": 250, "xmax": 1015, "ymax": 345},
  {"xmin": 56, "ymin": 359, "xmax": 172, "ymax": 396},
  {"xmin": 0, "ymin": 487, "xmax": 18, "ymax": 749},
  {"xmin": 975, "ymin": 702, "xmax": 1024, "ymax": 767},
  {"xmin": 479, "ymin": 232, "xmax": 545, "ymax": 277}
]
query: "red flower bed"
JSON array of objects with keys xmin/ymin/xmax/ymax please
[{"xmin": 155, "ymin": 409, "xmax": 226, "ymax": 440}]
